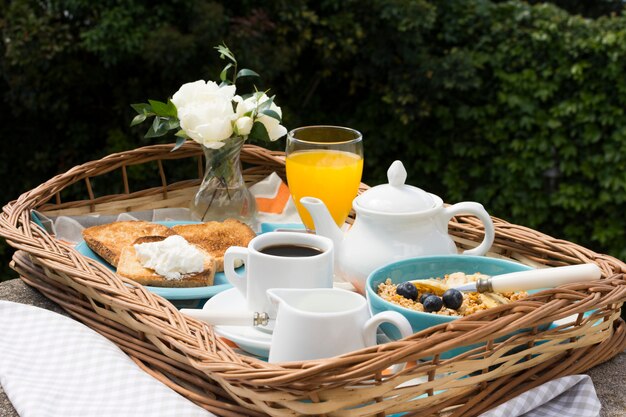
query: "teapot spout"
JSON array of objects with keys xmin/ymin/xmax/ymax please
[{"xmin": 299, "ymin": 197, "xmax": 344, "ymax": 250}]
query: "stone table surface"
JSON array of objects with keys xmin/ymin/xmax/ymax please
[{"xmin": 1, "ymin": 278, "xmax": 625, "ymax": 416}]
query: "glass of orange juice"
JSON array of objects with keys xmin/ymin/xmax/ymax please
[{"xmin": 286, "ymin": 126, "xmax": 364, "ymax": 230}]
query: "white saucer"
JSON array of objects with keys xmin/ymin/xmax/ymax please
[{"xmin": 202, "ymin": 288, "xmax": 272, "ymax": 358}]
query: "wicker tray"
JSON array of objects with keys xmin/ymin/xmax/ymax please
[{"xmin": 2, "ymin": 141, "xmax": 626, "ymax": 417}]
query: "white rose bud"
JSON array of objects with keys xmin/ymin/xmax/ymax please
[
  {"xmin": 235, "ymin": 97, "xmax": 256, "ymax": 118},
  {"xmin": 234, "ymin": 116, "xmax": 253, "ymax": 136}
]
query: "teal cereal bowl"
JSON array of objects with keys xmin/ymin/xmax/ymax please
[{"xmin": 366, "ymin": 255, "xmax": 534, "ymax": 358}]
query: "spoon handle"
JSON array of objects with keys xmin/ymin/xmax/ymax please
[
  {"xmin": 490, "ymin": 263, "xmax": 601, "ymax": 293},
  {"xmin": 180, "ymin": 309, "xmax": 269, "ymax": 326}
]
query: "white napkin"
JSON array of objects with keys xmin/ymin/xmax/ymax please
[{"xmin": 0, "ymin": 301, "xmax": 213, "ymax": 417}]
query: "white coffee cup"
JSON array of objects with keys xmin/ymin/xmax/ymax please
[{"xmin": 223, "ymin": 232, "xmax": 334, "ymax": 316}]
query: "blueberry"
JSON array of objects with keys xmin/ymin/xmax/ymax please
[
  {"xmin": 422, "ymin": 295, "xmax": 443, "ymax": 312},
  {"xmin": 442, "ymin": 289, "xmax": 463, "ymax": 310},
  {"xmin": 396, "ymin": 281, "xmax": 418, "ymax": 301},
  {"xmin": 419, "ymin": 292, "xmax": 433, "ymax": 304}
]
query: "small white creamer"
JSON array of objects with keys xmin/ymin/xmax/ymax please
[{"xmin": 134, "ymin": 235, "xmax": 204, "ymax": 280}]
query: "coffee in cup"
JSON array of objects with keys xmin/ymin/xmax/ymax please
[{"xmin": 223, "ymin": 231, "xmax": 334, "ymax": 316}]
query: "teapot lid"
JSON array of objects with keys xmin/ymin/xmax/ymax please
[{"xmin": 356, "ymin": 161, "xmax": 435, "ymax": 213}]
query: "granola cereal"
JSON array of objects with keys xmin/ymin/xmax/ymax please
[{"xmin": 377, "ymin": 273, "xmax": 527, "ymax": 317}]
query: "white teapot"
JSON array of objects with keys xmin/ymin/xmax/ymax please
[{"xmin": 300, "ymin": 160, "xmax": 495, "ymax": 293}]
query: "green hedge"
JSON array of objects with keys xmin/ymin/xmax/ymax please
[{"xmin": 2, "ymin": 0, "xmax": 626, "ymax": 280}]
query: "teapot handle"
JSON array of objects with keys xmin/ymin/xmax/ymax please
[{"xmin": 442, "ymin": 202, "xmax": 495, "ymax": 256}]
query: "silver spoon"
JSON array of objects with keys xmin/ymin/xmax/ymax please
[{"xmin": 180, "ymin": 308, "xmax": 271, "ymax": 327}]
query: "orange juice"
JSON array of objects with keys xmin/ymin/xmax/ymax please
[{"xmin": 286, "ymin": 150, "xmax": 364, "ymax": 229}]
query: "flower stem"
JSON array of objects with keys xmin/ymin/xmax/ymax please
[{"xmin": 200, "ymin": 175, "xmax": 231, "ymax": 221}]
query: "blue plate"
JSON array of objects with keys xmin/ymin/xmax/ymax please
[{"xmin": 75, "ymin": 220, "xmax": 234, "ymax": 308}]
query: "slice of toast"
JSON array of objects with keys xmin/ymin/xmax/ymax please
[
  {"xmin": 117, "ymin": 236, "xmax": 216, "ymax": 288},
  {"xmin": 82, "ymin": 220, "xmax": 176, "ymax": 267},
  {"xmin": 171, "ymin": 219, "xmax": 256, "ymax": 272}
]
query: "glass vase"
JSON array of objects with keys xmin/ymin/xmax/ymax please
[{"xmin": 190, "ymin": 136, "xmax": 257, "ymax": 228}]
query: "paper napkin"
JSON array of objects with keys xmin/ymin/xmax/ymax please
[
  {"xmin": 248, "ymin": 172, "xmax": 304, "ymax": 232},
  {"xmin": 0, "ymin": 301, "xmax": 213, "ymax": 417}
]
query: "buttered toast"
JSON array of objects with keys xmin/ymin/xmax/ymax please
[
  {"xmin": 82, "ymin": 220, "xmax": 176, "ymax": 267},
  {"xmin": 172, "ymin": 219, "xmax": 256, "ymax": 272},
  {"xmin": 117, "ymin": 236, "xmax": 216, "ymax": 287}
]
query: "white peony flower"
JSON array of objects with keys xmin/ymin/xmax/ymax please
[
  {"xmin": 133, "ymin": 46, "xmax": 289, "ymax": 151},
  {"xmin": 168, "ymin": 81, "xmax": 286, "ymax": 145},
  {"xmin": 171, "ymin": 80, "xmax": 237, "ymax": 147}
]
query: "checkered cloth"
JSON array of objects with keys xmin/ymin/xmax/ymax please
[
  {"xmin": 0, "ymin": 301, "xmax": 212, "ymax": 417},
  {"xmin": 480, "ymin": 374, "xmax": 600, "ymax": 417}
]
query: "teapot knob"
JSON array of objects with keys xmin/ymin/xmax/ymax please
[{"xmin": 387, "ymin": 160, "xmax": 407, "ymax": 187}]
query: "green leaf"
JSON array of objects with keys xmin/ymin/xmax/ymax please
[
  {"xmin": 148, "ymin": 99, "xmax": 177, "ymax": 117},
  {"xmin": 175, "ymin": 129, "xmax": 188, "ymax": 138},
  {"xmin": 236, "ymin": 68, "xmax": 260, "ymax": 79},
  {"xmin": 260, "ymin": 109, "xmax": 281, "ymax": 121},
  {"xmin": 130, "ymin": 114, "xmax": 147, "ymax": 127},
  {"xmin": 131, "ymin": 103, "xmax": 152, "ymax": 114},
  {"xmin": 144, "ymin": 129, "xmax": 160, "ymax": 138},
  {"xmin": 145, "ymin": 117, "xmax": 166, "ymax": 138},
  {"xmin": 144, "ymin": 125, "xmax": 159, "ymax": 138},
  {"xmin": 249, "ymin": 121, "xmax": 270, "ymax": 142},
  {"xmin": 172, "ymin": 137, "xmax": 186, "ymax": 151},
  {"xmin": 165, "ymin": 118, "xmax": 179, "ymax": 130},
  {"xmin": 257, "ymin": 94, "xmax": 274, "ymax": 112},
  {"xmin": 166, "ymin": 99, "xmax": 178, "ymax": 116},
  {"xmin": 215, "ymin": 44, "xmax": 236, "ymax": 63},
  {"xmin": 220, "ymin": 63, "xmax": 233, "ymax": 82}
]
